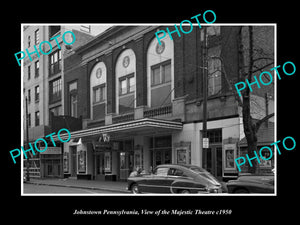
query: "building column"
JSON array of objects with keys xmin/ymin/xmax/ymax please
[
  {"xmin": 142, "ymin": 136, "xmax": 151, "ymax": 173},
  {"xmin": 105, "ymin": 51, "xmax": 114, "ymax": 114},
  {"xmin": 133, "ymin": 36, "xmax": 146, "ymax": 107}
]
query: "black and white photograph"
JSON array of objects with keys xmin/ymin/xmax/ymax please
[
  {"xmin": 20, "ymin": 23, "xmax": 276, "ymax": 195},
  {"xmin": 4, "ymin": 5, "xmax": 298, "ymax": 221}
]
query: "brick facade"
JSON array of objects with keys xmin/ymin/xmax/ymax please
[{"xmin": 64, "ymin": 26, "xmax": 243, "ymax": 122}]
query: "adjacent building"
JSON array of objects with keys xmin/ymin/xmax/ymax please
[{"xmin": 23, "ymin": 25, "xmax": 103, "ymax": 178}]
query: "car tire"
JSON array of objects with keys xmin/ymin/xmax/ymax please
[
  {"xmin": 131, "ymin": 183, "xmax": 140, "ymax": 194},
  {"xmin": 179, "ymin": 189, "xmax": 190, "ymax": 194},
  {"xmin": 234, "ymin": 188, "xmax": 249, "ymax": 193}
]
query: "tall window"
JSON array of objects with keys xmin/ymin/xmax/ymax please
[
  {"xmin": 115, "ymin": 49, "xmax": 136, "ymax": 114},
  {"xmin": 118, "ymin": 74, "xmax": 135, "ymax": 113},
  {"xmin": 49, "ymin": 78, "xmax": 62, "ymax": 103},
  {"xmin": 69, "ymin": 81, "xmax": 78, "ymax": 118},
  {"xmin": 35, "ymin": 29, "xmax": 39, "ymax": 45},
  {"xmin": 35, "ymin": 61, "xmax": 39, "ymax": 78},
  {"xmin": 49, "ymin": 50, "xmax": 61, "ymax": 76},
  {"xmin": 28, "ymin": 65, "xmax": 31, "ymax": 80},
  {"xmin": 35, "ymin": 111, "xmax": 40, "ymax": 126},
  {"xmin": 147, "ymin": 35, "xmax": 174, "ymax": 108},
  {"xmin": 49, "ymin": 26, "xmax": 61, "ymax": 38},
  {"xmin": 90, "ymin": 62, "xmax": 107, "ymax": 120},
  {"xmin": 35, "ymin": 85, "xmax": 39, "ymax": 102},
  {"xmin": 150, "ymin": 61, "xmax": 172, "ymax": 107}
]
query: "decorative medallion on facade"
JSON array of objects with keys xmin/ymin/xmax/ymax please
[
  {"xmin": 156, "ymin": 40, "xmax": 165, "ymax": 54},
  {"xmin": 96, "ymin": 68, "xmax": 102, "ymax": 78},
  {"xmin": 122, "ymin": 55, "xmax": 130, "ymax": 68}
]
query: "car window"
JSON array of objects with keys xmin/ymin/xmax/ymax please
[
  {"xmin": 168, "ymin": 168, "xmax": 187, "ymax": 177},
  {"xmin": 154, "ymin": 167, "xmax": 169, "ymax": 176}
]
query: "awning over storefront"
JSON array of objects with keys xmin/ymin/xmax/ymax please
[{"xmin": 53, "ymin": 118, "xmax": 183, "ymax": 141}]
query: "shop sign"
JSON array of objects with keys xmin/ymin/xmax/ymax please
[{"xmin": 203, "ymin": 138, "xmax": 209, "ymax": 148}]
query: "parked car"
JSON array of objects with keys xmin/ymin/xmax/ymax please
[
  {"xmin": 226, "ymin": 174, "xmax": 274, "ymax": 193},
  {"xmin": 127, "ymin": 164, "xmax": 225, "ymax": 194}
]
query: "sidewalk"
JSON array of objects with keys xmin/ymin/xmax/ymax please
[{"xmin": 26, "ymin": 178, "xmax": 130, "ymax": 194}]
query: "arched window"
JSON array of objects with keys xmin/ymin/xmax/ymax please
[
  {"xmin": 115, "ymin": 49, "xmax": 136, "ymax": 114},
  {"xmin": 90, "ymin": 62, "xmax": 107, "ymax": 120},
  {"xmin": 147, "ymin": 32, "xmax": 174, "ymax": 107}
]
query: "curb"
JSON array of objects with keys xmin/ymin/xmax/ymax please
[{"xmin": 25, "ymin": 181, "xmax": 130, "ymax": 194}]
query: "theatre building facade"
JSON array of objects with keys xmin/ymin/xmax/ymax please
[{"xmin": 56, "ymin": 25, "xmax": 273, "ymax": 181}]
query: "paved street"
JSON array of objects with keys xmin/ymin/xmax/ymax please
[{"xmin": 23, "ymin": 183, "xmax": 124, "ymax": 194}]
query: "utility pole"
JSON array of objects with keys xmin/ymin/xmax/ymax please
[
  {"xmin": 202, "ymin": 27, "xmax": 208, "ymax": 146},
  {"xmin": 25, "ymin": 96, "xmax": 30, "ymax": 182}
]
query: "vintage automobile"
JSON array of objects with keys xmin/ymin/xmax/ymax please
[
  {"xmin": 226, "ymin": 174, "xmax": 274, "ymax": 193},
  {"xmin": 127, "ymin": 164, "xmax": 224, "ymax": 194}
]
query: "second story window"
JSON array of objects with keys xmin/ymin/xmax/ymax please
[
  {"xmin": 119, "ymin": 74, "xmax": 135, "ymax": 95},
  {"xmin": 93, "ymin": 85, "xmax": 106, "ymax": 103},
  {"xmin": 49, "ymin": 50, "xmax": 61, "ymax": 76},
  {"xmin": 151, "ymin": 61, "xmax": 171, "ymax": 86}
]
